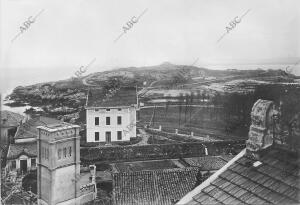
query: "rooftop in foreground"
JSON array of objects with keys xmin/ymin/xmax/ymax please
[
  {"xmin": 113, "ymin": 167, "xmax": 201, "ymax": 205},
  {"xmin": 178, "ymin": 99, "xmax": 300, "ymax": 205},
  {"xmin": 181, "ymin": 147, "xmax": 299, "ymax": 205}
]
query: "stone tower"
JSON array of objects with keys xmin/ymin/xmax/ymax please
[{"xmin": 37, "ymin": 123, "xmax": 80, "ymax": 205}]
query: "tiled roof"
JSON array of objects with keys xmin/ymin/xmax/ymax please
[
  {"xmin": 0, "ymin": 110, "xmax": 24, "ymax": 128},
  {"xmin": 15, "ymin": 116, "xmax": 62, "ymax": 139},
  {"xmin": 86, "ymin": 87, "xmax": 137, "ymax": 108},
  {"xmin": 182, "ymin": 155, "xmax": 234, "ymax": 171},
  {"xmin": 7, "ymin": 142, "xmax": 37, "ymax": 159},
  {"xmin": 113, "ymin": 167, "xmax": 201, "ymax": 205},
  {"xmin": 8, "ymin": 116, "xmax": 62, "ymax": 159},
  {"xmin": 181, "ymin": 147, "xmax": 300, "ymax": 205}
]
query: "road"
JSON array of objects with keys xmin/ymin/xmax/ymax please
[{"xmin": 82, "ymin": 75, "xmax": 98, "ymax": 87}]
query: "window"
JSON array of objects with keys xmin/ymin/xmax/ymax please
[
  {"xmin": 106, "ymin": 117, "xmax": 110, "ymax": 125},
  {"xmin": 106, "ymin": 109, "xmax": 110, "ymax": 111},
  {"xmin": 43, "ymin": 147, "xmax": 46, "ymax": 159},
  {"xmin": 12, "ymin": 160, "xmax": 16, "ymax": 169},
  {"xmin": 117, "ymin": 116, "xmax": 122, "ymax": 125},
  {"xmin": 95, "ymin": 117, "xmax": 99, "ymax": 125},
  {"xmin": 31, "ymin": 158, "xmax": 36, "ymax": 167},
  {"xmin": 95, "ymin": 132, "xmax": 99, "ymax": 141},
  {"xmin": 117, "ymin": 131, "xmax": 122, "ymax": 140},
  {"xmin": 58, "ymin": 149, "xmax": 62, "ymax": 159},
  {"xmin": 69, "ymin": 147, "xmax": 72, "ymax": 157},
  {"xmin": 63, "ymin": 148, "xmax": 67, "ymax": 158},
  {"xmin": 46, "ymin": 149, "xmax": 49, "ymax": 160}
]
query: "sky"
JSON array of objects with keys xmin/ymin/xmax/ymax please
[{"xmin": 0, "ymin": 0, "xmax": 299, "ymax": 95}]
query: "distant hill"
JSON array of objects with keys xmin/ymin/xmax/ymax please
[
  {"xmin": 82, "ymin": 63, "xmax": 297, "ymax": 88},
  {"xmin": 5, "ymin": 63, "xmax": 297, "ymax": 110}
]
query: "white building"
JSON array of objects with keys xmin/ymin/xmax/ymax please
[{"xmin": 86, "ymin": 87, "xmax": 138, "ymax": 143}]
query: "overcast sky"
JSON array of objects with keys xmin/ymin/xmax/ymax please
[{"xmin": 0, "ymin": 0, "xmax": 299, "ymax": 93}]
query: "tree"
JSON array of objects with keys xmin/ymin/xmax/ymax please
[{"xmin": 103, "ymin": 76, "xmax": 122, "ymax": 92}]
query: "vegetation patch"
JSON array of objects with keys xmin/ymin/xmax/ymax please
[{"xmin": 81, "ymin": 141, "xmax": 245, "ymax": 163}]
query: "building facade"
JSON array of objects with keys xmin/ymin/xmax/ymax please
[
  {"xmin": 86, "ymin": 107, "xmax": 136, "ymax": 142},
  {"xmin": 6, "ymin": 143, "xmax": 37, "ymax": 174},
  {"xmin": 86, "ymin": 87, "xmax": 137, "ymax": 143}
]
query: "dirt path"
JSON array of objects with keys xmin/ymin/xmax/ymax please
[
  {"xmin": 82, "ymin": 75, "xmax": 97, "ymax": 87},
  {"xmin": 132, "ymin": 129, "xmax": 149, "ymax": 146}
]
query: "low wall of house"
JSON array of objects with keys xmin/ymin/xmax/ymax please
[
  {"xmin": 145, "ymin": 128, "xmax": 212, "ymax": 142},
  {"xmin": 80, "ymin": 140, "xmax": 245, "ymax": 164}
]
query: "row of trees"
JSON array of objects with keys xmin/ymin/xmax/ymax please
[{"xmin": 212, "ymin": 84, "xmax": 300, "ymax": 143}]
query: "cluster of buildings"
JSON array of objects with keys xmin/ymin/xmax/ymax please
[
  {"xmin": 3, "ymin": 87, "xmax": 138, "ymax": 174},
  {"xmin": 1, "ymin": 114, "xmax": 98, "ymax": 204},
  {"xmin": 1, "ymin": 86, "xmax": 299, "ymax": 204},
  {"xmin": 1, "ymin": 87, "xmax": 139, "ymax": 204}
]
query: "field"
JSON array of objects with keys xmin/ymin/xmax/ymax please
[
  {"xmin": 114, "ymin": 159, "xmax": 179, "ymax": 172},
  {"xmin": 139, "ymin": 106, "xmax": 248, "ymax": 141}
]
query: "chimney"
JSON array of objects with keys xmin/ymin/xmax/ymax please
[
  {"xmin": 246, "ymin": 99, "xmax": 279, "ymax": 156},
  {"xmin": 89, "ymin": 165, "xmax": 96, "ymax": 183}
]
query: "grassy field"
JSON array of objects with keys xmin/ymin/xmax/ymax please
[{"xmin": 139, "ymin": 106, "xmax": 248, "ymax": 141}]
